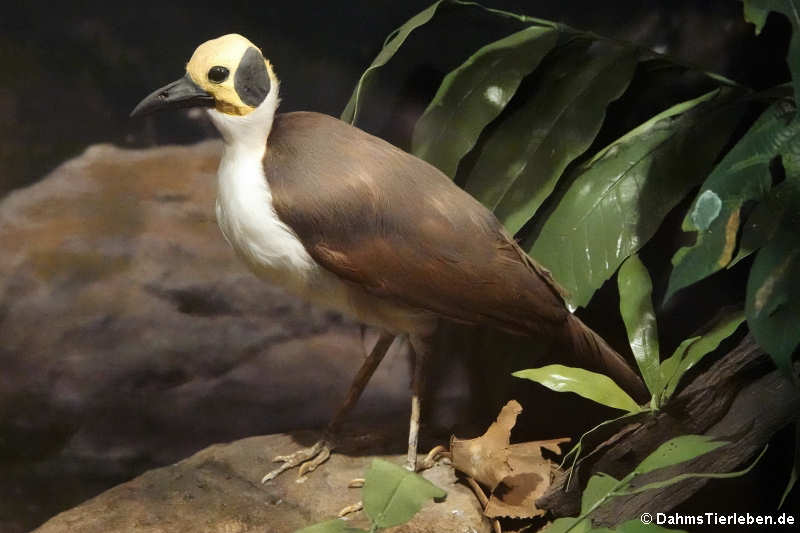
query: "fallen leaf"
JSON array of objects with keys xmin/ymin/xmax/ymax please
[
  {"xmin": 450, "ymin": 400, "xmax": 521, "ymax": 489},
  {"xmin": 450, "ymin": 400, "xmax": 569, "ymax": 519}
]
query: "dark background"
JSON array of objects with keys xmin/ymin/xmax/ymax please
[
  {"xmin": 0, "ymin": 0, "xmax": 789, "ymax": 197},
  {"xmin": 0, "ymin": 1, "xmax": 796, "ymax": 531}
]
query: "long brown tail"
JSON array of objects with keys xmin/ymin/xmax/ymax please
[{"xmin": 562, "ymin": 314, "xmax": 649, "ymax": 402}]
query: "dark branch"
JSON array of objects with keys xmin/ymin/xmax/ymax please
[{"xmin": 536, "ymin": 335, "xmax": 799, "ymax": 524}]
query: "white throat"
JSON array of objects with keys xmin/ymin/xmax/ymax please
[
  {"xmin": 207, "ymin": 79, "xmax": 280, "ymax": 153},
  {"xmin": 208, "ymin": 80, "xmax": 317, "ymax": 294}
]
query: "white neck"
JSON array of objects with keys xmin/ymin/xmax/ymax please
[
  {"xmin": 206, "ymin": 77, "xmax": 280, "ymax": 154},
  {"xmin": 208, "ymin": 75, "xmax": 317, "ymax": 293}
]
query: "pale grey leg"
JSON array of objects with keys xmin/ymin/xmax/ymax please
[{"xmin": 407, "ymin": 334, "xmax": 433, "ymax": 471}]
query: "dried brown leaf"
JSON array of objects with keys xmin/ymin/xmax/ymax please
[
  {"xmin": 450, "ymin": 401, "xmax": 570, "ymax": 519},
  {"xmin": 450, "ymin": 400, "xmax": 522, "ymax": 489}
]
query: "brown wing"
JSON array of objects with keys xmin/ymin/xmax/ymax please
[{"xmin": 264, "ymin": 112, "xmax": 569, "ymax": 336}]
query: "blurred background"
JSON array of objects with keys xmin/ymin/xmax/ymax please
[
  {"xmin": 0, "ymin": 0, "xmax": 789, "ymax": 196},
  {"xmin": 0, "ymin": 1, "xmax": 793, "ymax": 531}
]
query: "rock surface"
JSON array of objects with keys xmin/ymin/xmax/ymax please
[
  {"xmin": 0, "ymin": 141, "xmax": 421, "ymax": 531},
  {"xmin": 32, "ymin": 430, "xmax": 489, "ymax": 533}
]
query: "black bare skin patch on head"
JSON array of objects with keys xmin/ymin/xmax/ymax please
[{"xmin": 235, "ymin": 47, "xmax": 270, "ymax": 107}]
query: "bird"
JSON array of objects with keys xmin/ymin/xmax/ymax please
[{"xmin": 131, "ymin": 33, "xmax": 646, "ymax": 481}]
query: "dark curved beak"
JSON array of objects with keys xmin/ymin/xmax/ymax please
[{"xmin": 130, "ymin": 74, "xmax": 215, "ymax": 118}]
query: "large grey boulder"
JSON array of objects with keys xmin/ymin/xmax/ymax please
[{"xmin": 0, "ymin": 141, "xmax": 416, "ymax": 531}]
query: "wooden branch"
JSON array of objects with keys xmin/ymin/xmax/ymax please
[{"xmin": 537, "ymin": 335, "xmax": 799, "ymax": 522}]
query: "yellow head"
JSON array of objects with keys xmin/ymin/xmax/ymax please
[{"xmin": 131, "ymin": 34, "xmax": 275, "ymax": 118}]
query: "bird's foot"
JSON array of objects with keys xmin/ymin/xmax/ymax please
[{"xmin": 261, "ymin": 439, "xmax": 333, "ymax": 483}]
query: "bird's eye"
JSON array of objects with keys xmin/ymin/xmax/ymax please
[{"xmin": 207, "ymin": 66, "xmax": 229, "ymax": 83}]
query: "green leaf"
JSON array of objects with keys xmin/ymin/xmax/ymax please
[
  {"xmin": 547, "ymin": 517, "xmax": 592, "ymax": 533},
  {"xmin": 746, "ymin": 229, "xmax": 800, "ymax": 377},
  {"xmin": 411, "ymin": 25, "xmax": 558, "ymax": 178},
  {"xmin": 526, "ymin": 88, "xmax": 745, "ymax": 309},
  {"xmin": 666, "ymin": 101, "xmax": 800, "ymax": 301},
  {"xmin": 341, "ymin": 0, "xmax": 558, "ymax": 126},
  {"xmin": 618, "ymin": 254, "xmax": 661, "ymax": 400},
  {"xmin": 742, "ymin": 1, "xmax": 800, "ymax": 105},
  {"xmin": 634, "ymin": 435, "xmax": 728, "ymax": 475},
  {"xmin": 562, "ymin": 412, "xmax": 642, "ymax": 479},
  {"xmin": 657, "ymin": 336, "xmax": 699, "ymax": 402},
  {"xmin": 622, "ymin": 444, "xmax": 768, "ymax": 495},
  {"xmin": 581, "ymin": 473, "xmax": 621, "ymax": 513},
  {"xmin": 293, "ymin": 519, "xmax": 367, "ymax": 533},
  {"xmin": 513, "ymin": 365, "xmax": 643, "ymax": 413},
  {"xmin": 743, "ymin": 0, "xmax": 770, "ymax": 35},
  {"xmin": 734, "ymin": 177, "xmax": 800, "ymax": 265},
  {"xmin": 362, "ymin": 458, "xmax": 446, "ymax": 529},
  {"xmin": 561, "ymin": 473, "xmax": 627, "ymax": 532},
  {"xmin": 660, "ymin": 309, "xmax": 746, "ymax": 402},
  {"xmin": 340, "ymin": 1, "xmax": 446, "ymax": 125},
  {"xmin": 464, "ymin": 38, "xmax": 638, "ymax": 235}
]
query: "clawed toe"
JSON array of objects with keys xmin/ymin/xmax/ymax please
[
  {"xmin": 417, "ymin": 444, "xmax": 450, "ymax": 471},
  {"xmin": 337, "ymin": 501, "xmax": 363, "ymax": 517},
  {"xmin": 298, "ymin": 444, "xmax": 331, "ymax": 476},
  {"xmin": 261, "ymin": 440, "xmax": 332, "ymax": 483}
]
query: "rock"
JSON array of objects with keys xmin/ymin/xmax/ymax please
[
  {"xmin": 0, "ymin": 141, "xmax": 416, "ymax": 531},
  {"xmin": 32, "ymin": 429, "xmax": 490, "ymax": 533}
]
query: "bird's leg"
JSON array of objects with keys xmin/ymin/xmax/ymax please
[
  {"xmin": 261, "ymin": 331, "xmax": 396, "ymax": 483},
  {"xmin": 328, "ymin": 331, "xmax": 396, "ymax": 435},
  {"xmin": 406, "ymin": 334, "xmax": 432, "ymax": 471}
]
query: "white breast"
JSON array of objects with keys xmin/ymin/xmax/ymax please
[
  {"xmin": 215, "ymin": 143, "xmax": 347, "ymax": 301},
  {"xmin": 215, "ymin": 144, "xmax": 309, "ymax": 286},
  {"xmin": 213, "ymin": 144, "xmax": 434, "ymax": 336},
  {"xmin": 207, "ymin": 100, "xmax": 435, "ymax": 336}
]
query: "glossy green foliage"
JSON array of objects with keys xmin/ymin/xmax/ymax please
[
  {"xmin": 659, "ymin": 309, "xmax": 745, "ymax": 403},
  {"xmin": 581, "ymin": 473, "xmax": 621, "ymax": 513},
  {"xmin": 667, "ymin": 101, "xmax": 800, "ymax": 300},
  {"xmin": 516, "ymin": 260, "xmax": 746, "ymax": 414},
  {"xmin": 363, "ymin": 459, "xmax": 446, "ymax": 529},
  {"xmin": 624, "ymin": 445, "xmax": 768, "ymax": 495},
  {"xmin": 634, "ymin": 435, "xmax": 728, "ymax": 474},
  {"xmin": 463, "ymin": 38, "xmax": 638, "ymax": 234},
  {"xmin": 526, "ymin": 89, "xmax": 745, "ymax": 309},
  {"xmin": 545, "ymin": 435, "xmax": 762, "ymax": 533},
  {"xmin": 341, "ymin": 0, "xmax": 548, "ymax": 126},
  {"xmin": 345, "ymin": 0, "xmax": 796, "ymax": 427},
  {"xmin": 294, "ymin": 459, "xmax": 445, "ymax": 533},
  {"xmin": 746, "ymin": 229, "xmax": 800, "ymax": 378},
  {"xmin": 412, "ymin": 25, "xmax": 558, "ymax": 178},
  {"xmin": 618, "ymin": 254, "xmax": 661, "ymax": 400},
  {"xmin": 513, "ymin": 365, "xmax": 642, "ymax": 413},
  {"xmin": 343, "ymin": 1, "xmax": 745, "ymax": 311}
]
